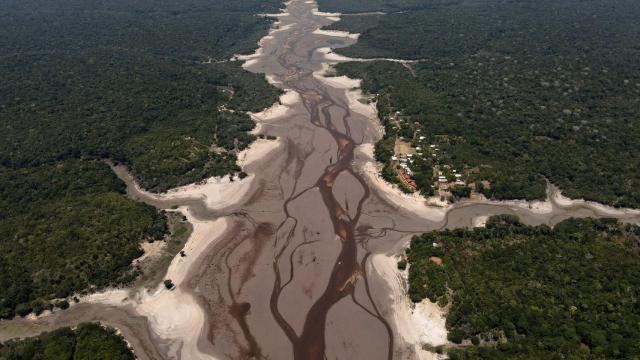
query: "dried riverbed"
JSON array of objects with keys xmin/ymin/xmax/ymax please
[{"xmin": 2, "ymin": 1, "xmax": 640, "ymax": 359}]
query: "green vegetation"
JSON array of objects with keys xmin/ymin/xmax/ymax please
[
  {"xmin": 0, "ymin": 323, "xmax": 134, "ymax": 359},
  {"xmin": 326, "ymin": 0, "xmax": 640, "ymax": 207},
  {"xmin": 134, "ymin": 213, "xmax": 192, "ymax": 289},
  {"xmin": 317, "ymin": 0, "xmax": 435, "ymax": 13},
  {"xmin": 164, "ymin": 280, "xmax": 175, "ymax": 290},
  {"xmin": 407, "ymin": 216, "xmax": 640, "ymax": 359},
  {"xmin": 1, "ymin": 0, "xmax": 282, "ymax": 191},
  {"xmin": 0, "ymin": 160, "xmax": 166, "ymax": 319},
  {"xmin": 0, "ymin": 0, "xmax": 281, "ymax": 319}
]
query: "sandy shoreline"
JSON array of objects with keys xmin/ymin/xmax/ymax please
[
  {"xmin": 73, "ymin": 4, "xmax": 301, "ymax": 357},
  {"xmin": 312, "ymin": 58, "xmax": 447, "ymax": 222},
  {"xmin": 118, "ymin": 3, "xmax": 308, "ymax": 357},
  {"xmin": 311, "ymin": 7, "xmax": 449, "ymax": 358},
  {"xmin": 313, "ymin": 28, "xmax": 359, "ymax": 39},
  {"xmin": 6, "ymin": 1, "xmax": 640, "ymax": 359},
  {"xmin": 369, "ymin": 254, "xmax": 447, "ymax": 360}
]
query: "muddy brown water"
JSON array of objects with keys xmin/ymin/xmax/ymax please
[{"xmin": 2, "ymin": 1, "xmax": 640, "ymax": 359}]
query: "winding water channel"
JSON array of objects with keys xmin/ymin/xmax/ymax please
[{"xmin": 2, "ymin": 1, "xmax": 640, "ymax": 359}]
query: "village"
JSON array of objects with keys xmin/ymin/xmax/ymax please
[{"xmin": 387, "ymin": 131, "xmax": 487, "ymax": 204}]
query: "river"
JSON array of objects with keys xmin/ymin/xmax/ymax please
[{"xmin": 2, "ymin": 1, "xmax": 639, "ymax": 359}]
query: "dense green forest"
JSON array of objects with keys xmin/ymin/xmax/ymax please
[
  {"xmin": 317, "ymin": 0, "xmax": 438, "ymax": 13},
  {"xmin": 326, "ymin": 0, "xmax": 640, "ymax": 207},
  {"xmin": 406, "ymin": 216, "xmax": 640, "ymax": 359},
  {"xmin": 0, "ymin": 0, "xmax": 282, "ymax": 318},
  {"xmin": 0, "ymin": 161, "xmax": 167, "ymax": 319},
  {"xmin": 1, "ymin": 0, "xmax": 282, "ymax": 191},
  {"xmin": 0, "ymin": 323, "xmax": 134, "ymax": 359}
]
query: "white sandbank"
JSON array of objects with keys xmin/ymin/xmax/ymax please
[
  {"xmin": 237, "ymin": 138, "xmax": 283, "ymax": 168},
  {"xmin": 472, "ymin": 215, "xmax": 490, "ymax": 228},
  {"xmin": 235, "ymin": 20, "xmax": 289, "ymax": 67},
  {"xmin": 317, "ymin": 47, "xmax": 420, "ymax": 64},
  {"xmin": 82, "ymin": 215, "xmax": 230, "ymax": 360},
  {"xmin": 312, "ymin": 63, "xmax": 376, "ymax": 123},
  {"xmin": 493, "ymin": 198, "xmax": 554, "ymax": 215},
  {"xmin": 250, "ymin": 90, "xmax": 301, "ymax": 122},
  {"xmin": 551, "ymin": 188, "xmax": 640, "ymax": 216},
  {"xmin": 311, "ymin": 8, "xmax": 342, "ymax": 17},
  {"xmin": 312, "ymin": 49, "xmax": 444, "ymax": 221},
  {"xmin": 134, "ymin": 215, "xmax": 230, "ymax": 359},
  {"xmin": 130, "ymin": 173, "xmax": 254, "ymax": 212},
  {"xmin": 313, "ymin": 29, "xmax": 359, "ymax": 40},
  {"xmin": 314, "ymin": 73, "xmax": 377, "ymax": 118},
  {"xmin": 370, "ymin": 254, "xmax": 447, "ymax": 360}
]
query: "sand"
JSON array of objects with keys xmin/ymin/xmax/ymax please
[
  {"xmin": 550, "ymin": 186, "xmax": 640, "ymax": 216},
  {"xmin": 370, "ymin": 254, "xmax": 446, "ymax": 360},
  {"xmin": 317, "ymin": 47, "xmax": 421, "ymax": 64},
  {"xmin": 490, "ymin": 198, "xmax": 554, "ymax": 215},
  {"xmin": 357, "ymin": 144, "xmax": 446, "ymax": 222},
  {"xmin": 132, "ymin": 175, "xmax": 255, "ymax": 212},
  {"xmin": 313, "ymin": 29, "xmax": 359, "ymax": 40},
  {"xmin": 311, "ymin": 8, "xmax": 342, "ymax": 17},
  {"xmin": 237, "ymin": 138, "xmax": 283, "ymax": 169},
  {"xmin": 7, "ymin": 2, "xmax": 640, "ymax": 359},
  {"xmin": 472, "ymin": 215, "xmax": 490, "ymax": 228},
  {"xmin": 250, "ymin": 90, "xmax": 301, "ymax": 122},
  {"xmin": 80, "ymin": 215, "xmax": 230, "ymax": 359},
  {"xmin": 133, "ymin": 215, "xmax": 230, "ymax": 360}
]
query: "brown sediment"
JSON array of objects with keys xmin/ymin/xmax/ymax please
[{"xmin": 3, "ymin": 1, "xmax": 640, "ymax": 359}]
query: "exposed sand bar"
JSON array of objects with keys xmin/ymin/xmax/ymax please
[
  {"xmin": 313, "ymin": 29, "xmax": 359, "ymax": 39},
  {"xmin": 3, "ymin": 1, "xmax": 640, "ymax": 359}
]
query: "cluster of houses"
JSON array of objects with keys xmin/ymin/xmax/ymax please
[
  {"xmin": 389, "ymin": 141, "xmax": 468, "ymax": 195},
  {"xmin": 385, "ymin": 110, "xmax": 481, "ymax": 200},
  {"xmin": 391, "ymin": 153, "xmax": 418, "ymax": 190},
  {"xmin": 437, "ymin": 168, "xmax": 465, "ymax": 191}
]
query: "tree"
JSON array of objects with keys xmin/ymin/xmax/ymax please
[{"xmin": 164, "ymin": 279, "xmax": 175, "ymax": 290}]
